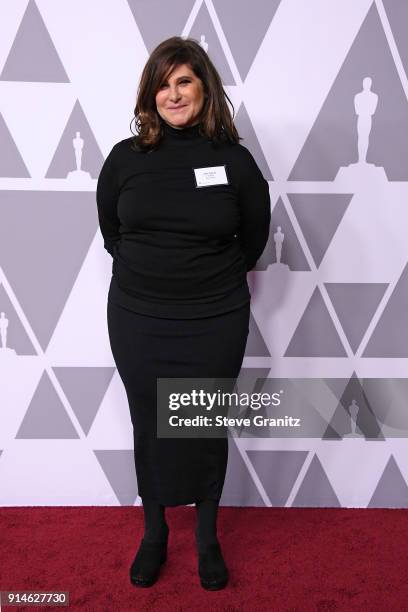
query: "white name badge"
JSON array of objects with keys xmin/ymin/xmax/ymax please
[{"xmin": 193, "ymin": 165, "xmax": 229, "ymax": 188}]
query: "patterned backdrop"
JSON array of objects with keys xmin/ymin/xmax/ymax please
[{"xmin": 0, "ymin": 0, "xmax": 407, "ymax": 508}]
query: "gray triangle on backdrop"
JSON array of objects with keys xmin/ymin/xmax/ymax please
[
  {"xmin": 368, "ymin": 455, "xmax": 408, "ymax": 508},
  {"xmin": 323, "ymin": 372, "xmax": 385, "ymax": 441},
  {"xmin": 0, "ymin": 284, "xmax": 37, "ymax": 355},
  {"xmin": 232, "ymin": 369, "xmax": 273, "ymax": 438},
  {"xmin": 189, "ymin": 3, "xmax": 235, "ymax": 86},
  {"xmin": 320, "ymin": 373, "xmax": 349, "ymax": 438},
  {"xmin": 363, "ymin": 263, "xmax": 408, "ymax": 357},
  {"xmin": 247, "ymin": 450, "xmax": 308, "ymax": 506},
  {"xmin": 234, "ymin": 367, "xmax": 271, "ymax": 419},
  {"xmin": 53, "ymin": 367, "xmax": 116, "ymax": 436},
  {"xmin": 288, "ymin": 3, "xmax": 408, "ymax": 181},
  {"xmin": 382, "ymin": 0, "xmax": 408, "ymax": 89},
  {"xmin": 362, "ymin": 379, "xmax": 408, "ymax": 433},
  {"xmin": 288, "ymin": 194, "xmax": 352, "ymax": 267},
  {"xmin": 45, "ymin": 100, "xmax": 104, "ymax": 178},
  {"xmin": 234, "ymin": 367, "xmax": 270, "ymax": 410},
  {"xmin": 235, "ymin": 367, "xmax": 271, "ymax": 394},
  {"xmin": 284, "ymin": 287, "xmax": 347, "ymax": 357},
  {"xmin": 256, "ymin": 197, "xmax": 310, "ymax": 271},
  {"xmin": 321, "ymin": 423, "xmax": 342, "ymax": 440},
  {"xmin": 220, "ymin": 439, "xmax": 265, "ymax": 506},
  {"xmin": 16, "ymin": 371, "xmax": 79, "ymax": 439},
  {"xmin": 0, "ymin": 114, "xmax": 30, "ymax": 177},
  {"xmin": 94, "ymin": 450, "xmax": 138, "ymax": 506},
  {"xmin": 0, "ymin": 191, "xmax": 98, "ymax": 351},
  {"xmin": 127, "ymin": 0, "xmax": 195, "ymax": 53},
  {"xmin": 325, "ymin": 282, "xmax": 388, "ymax": 353},
  {"xmin": 293, "ymin": 454, "xmax": 341, "ymax": 507},
  {"xmin": 213, "ymin": 0, "xmax": 281, "ymax": 82},
  {"xmin": 0, "ymin": 0, "xmax": 69, "ymax": 83},
  {"xmin": 323, "ymin": 376, "xmax": 355, "ymax": 435},
  {"xmin": 234, "ymin": 104, "xmax": 273, "ymax": 180},
  {"xmin": 246, "ymin": 310, "xmax": 270, "ymax": 357}
]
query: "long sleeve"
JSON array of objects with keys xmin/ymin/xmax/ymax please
[
  {"xmin": 96, "ymin": 144, "xmax": 121, "ymax": 257},
  {"xmin": 237, "ymin": 148, "xmax": 271, "ymax": 271}
]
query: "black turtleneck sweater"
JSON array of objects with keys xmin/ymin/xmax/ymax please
[{"xmin": 96, "ymin": 121, "xmax": 271, "ymax": 318}]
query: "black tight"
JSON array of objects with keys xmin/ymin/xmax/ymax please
[
  {"xmin": 141, "ymin": 497, "xmax": 168, "ymax": 543},
  {"xmin": 141, "ymin": 497, "xmax": 220, "ymax": 548},
  {"xmin": 195, "ymin": 499, "xmax": 220, "ymax": 550}
]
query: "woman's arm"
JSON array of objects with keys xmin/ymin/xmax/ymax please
[
  {"xmin": 96, "ymin": 144, "xmax": 121, "ymax": 257},
  {"xmin": 237, "ymin": 148, "xmax": 271, "ymax": 271}
]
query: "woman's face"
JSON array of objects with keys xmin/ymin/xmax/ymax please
[{"xmin": 155, "ymin": 63, "xmax": 206, "ymax": 129}]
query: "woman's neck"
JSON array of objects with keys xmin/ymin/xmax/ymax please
[{"xmin": 161, "ymin": 120, "xmax": 203, "ymax": 141}]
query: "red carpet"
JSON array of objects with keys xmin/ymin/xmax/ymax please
[{"xmin": 0, "ymin": 506, "xmax": 407, "ymax": 611}]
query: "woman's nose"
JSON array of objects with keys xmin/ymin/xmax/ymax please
[{"xmin": 169, "ymin": 87, "xmax": 181, "ymax": 100}]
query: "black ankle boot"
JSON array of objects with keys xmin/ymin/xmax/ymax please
[
  {"xmin": 195, "ymin": 528, "xmax": 229, "ymax": 590},
  {"xmin": 130, "ymin": 526, "xmax": 169, "ymax": 588}
]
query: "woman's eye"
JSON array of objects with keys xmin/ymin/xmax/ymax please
[{"xmin": 159, "ymin": 79, "xmax": 190, "ymax": 90}]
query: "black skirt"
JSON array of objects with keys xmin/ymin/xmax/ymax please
[{"xmin": 107, "ymin": 297, "xmax": 250, "ymax": 507}]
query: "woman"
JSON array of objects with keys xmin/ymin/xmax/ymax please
[{"xmin": 96, "ymin": 36, "xmax": 270, "ymax": 590}]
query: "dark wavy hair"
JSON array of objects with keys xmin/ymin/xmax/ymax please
[{"xmin": 129, "ymin": 36, "xmax": 241, "ymax": 152}]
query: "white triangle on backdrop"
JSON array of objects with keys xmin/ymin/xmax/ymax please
[
  {"xmin": 0, "ymin": 84, "xmax": 76, "ymax": 179},
  {"xmin": 46, "ymin": 230, "xmax": 114, "ymax": 365},
  {"xmin": 320, "ymin": 188, "xmax": 408, "ymax": 281},
  {"xmin": 247, "ymin": 0, "xmax": 373, "ymax": 180},
  {"xmin": 311, "ymin": 441, "xmax": 402, "ymax": 508},
  {"xmin": 0, "ymin": 439, "xmax": 119, "ymax": 505},
  {"xmin": 87, "ymin": 371, "xmax": 134, "ymax": 449},
  {"xmin": 37, "ymin": 0, "xmax": 148, "ymax": 149},
  {"xmin": 249, "ymin": 270, "xmax": 316, "ymax": 357}
]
